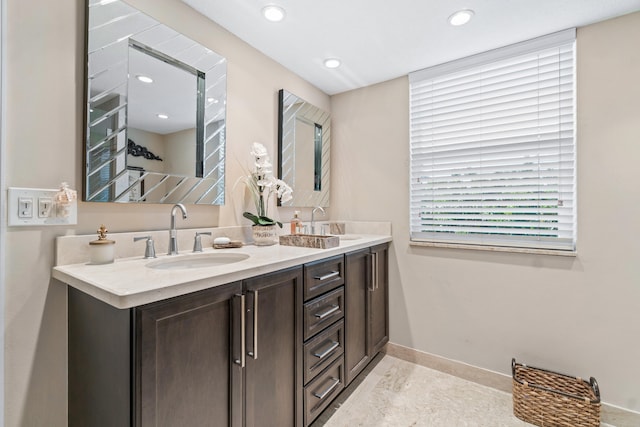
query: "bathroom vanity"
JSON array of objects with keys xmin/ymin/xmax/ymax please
[{"xmin": 54, "ymin": 230, "xmax": 390, "ymax": 427}]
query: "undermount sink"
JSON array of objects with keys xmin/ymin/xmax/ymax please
[
  {"xmin": 146, "ymin": 252, "xmax": 250, "ymax": 270},
  {"xmin": 338, "ymin": 234, "xmax": 361, "ymax": 241}
]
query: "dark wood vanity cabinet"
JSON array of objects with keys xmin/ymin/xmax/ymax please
[
  {"xmin": 344, "ymin": 243, "xmax": 389, "ymax": 385},
  {"xmin": 69, "ymin": 267, "xmax": 303, "ymax": 427},
  {"xmin": 68, "ymin": 244, "xmax": 388, "ymax": 427}
]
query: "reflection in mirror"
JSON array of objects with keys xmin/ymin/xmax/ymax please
[
  {"xmin": 127, "ymin": 41, "xmax": 204, "ymax": 177},
  {"xmin": 278, "ymin": 90, "xmax": 330, "ymax": 208},
  {"xmin": 85, "ymin": 0, "xmax": 226, "ymax": 204}
]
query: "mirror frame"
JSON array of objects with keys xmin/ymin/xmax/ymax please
[
  {"xmin": 83, "ymin": 0, "xmax": 227, "ymax": 204},
  {"xmin": 277, "ymin": 89, "xmax": 330, "ymax": 208}
]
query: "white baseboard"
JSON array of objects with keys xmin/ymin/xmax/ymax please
[{"xmin": 386, "ymin": 342, "xmax": 640, "ymax": 427}]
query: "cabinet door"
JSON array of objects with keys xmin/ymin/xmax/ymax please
[
  {"xmin": 136, "ymin": 282, "xmax": 243, "ymax": 427},
  {"xmin": 344, "ymin": 248, "xmax": 370, "ymax": 385},
  {"xmin": 244, "ymin": 267, "xmax": 303, "ymax": 427},
  {"xmin": 368, "ymin": 244, "xmax": 389, "ymax": 356}
]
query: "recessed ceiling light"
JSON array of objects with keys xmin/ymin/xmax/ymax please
[
  {"xmin": 448, "ymin": 9, "xmax": 474, "ymax": 26},
  {"xmin": 323, "ymin": 58, "xmax": 341, "ymax": 69},
  {"xmin": 262, "ymin": 5, "xmax": 286, "ymax": 22},
  {"xmin": 136, "ymin": 75, "xmax": 153, "ymax": 84},
  {"xmin": 157, "ymin": 114, "xmax": 169, "ymax": 119}
]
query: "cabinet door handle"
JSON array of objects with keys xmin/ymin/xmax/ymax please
[
  {"xmin": 313, "ymin": 341, "xmax": 339, "ymax": 359},
  {"xmin": 248, "ymin": 289, "xmax": 258, "ymax": 360},
  {"xmin": 314, "ymin": 270, "xmax": 340, "ymax": 281},
  {"xmin": 313, "ymin": 378, "xmax": 340, "ymax": 400},
  {"xmin": 233, "ymin": 294, "xmax": 245, "ymax": 367},
  {"xmin": 374, "ymin": 251, "xmax": 379, "ymax": 290},
  {"xmin": 315, "ymin": 305, "xmax": 339, "ymax": 319},
  {"xmin": 367, "ymin": 253, "xmax": 375, "ymax": 292}
]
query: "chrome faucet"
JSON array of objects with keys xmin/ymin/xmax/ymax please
[
  {"xmin": 311, "ymin": 206, "xmax": 325, "ymax": 235},
  {"xmin": 168, "ymin": 203, "xmax": 188, "ymax": 255}
]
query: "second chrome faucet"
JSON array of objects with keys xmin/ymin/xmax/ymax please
[
  {"xmin": 168, "ymin": 203, "xmax": 188, "ymax": 255},
  {"xmin": 311, "ymin": 206, "xmax": 325, "ymax": 235}
]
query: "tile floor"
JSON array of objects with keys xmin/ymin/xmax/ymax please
[{"xmin": 314, "ymin": 355, "xmax": 612, "ymax": 427}]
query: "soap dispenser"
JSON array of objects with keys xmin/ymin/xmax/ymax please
[
  {"xmin": 89, "ymin": 224, "xmax": 115, "ymax": 264},
  {"xmin": 290, "ymin": 211, "xmax": 301, "ymax": 235}
]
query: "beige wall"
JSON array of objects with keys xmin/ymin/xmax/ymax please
[
  {"xmin": 164, "ymin": 128, "xmax": 195, "ymax": 176},
  {"xmin": 331, "ymin": 11, "xmax": 640, "ymax": 412},
  {"xmin": 4, "ymin": 0, "xmax": 328, "ymax": 425}
]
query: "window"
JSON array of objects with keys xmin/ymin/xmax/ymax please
[{"xmin": 409, "ymin": 29, "xmax": 576, "ymax": 252}]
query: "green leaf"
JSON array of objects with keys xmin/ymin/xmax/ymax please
[
  {"xmin": 242, "ymin": 212, "xmax": 260, "ymax": 225},
  {"xmin": 243, "ymin": 212, "xmax": 283, "ymax": 228},
  {"xmin": 257, "ymin": 216, "xmax": 274, "ymax": 226}
]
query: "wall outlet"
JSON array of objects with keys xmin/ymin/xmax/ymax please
[{"xmin": 8, "ymin": 187, "xmax": 78, "ymax": 226}]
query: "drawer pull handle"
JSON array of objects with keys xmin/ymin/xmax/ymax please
[
  {"xmin": 315, "ymin": 305, "xmax": 339, "ymax": 319},
  {"xmin": 313, "ymin": 378, "xmax": 340, "ymax": 400},
  {"xmin": 314, "ymin": 271, "xmax": 340, "ymax": 281},
  {"xmin": 313, "ymin": 341, "xmax": 339, "ymax": 359}
]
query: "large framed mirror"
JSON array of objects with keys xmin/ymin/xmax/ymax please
[
  {"xmin": 84, "ymin": 0, "xmax": 227, "ymax": 204},
  {"xmin": 278, "ymin": 90, "xmax": 330, "ymax": 207}
]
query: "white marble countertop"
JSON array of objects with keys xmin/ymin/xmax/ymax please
[{"xmin": 53, "ymin": 234, "xmax": 391, "ymax": 309}]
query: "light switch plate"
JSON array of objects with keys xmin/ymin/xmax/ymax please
[
  {"xmin": 38, "ymin": 197, "xmax": 53, "ymax": 218},
  {"xmin": 8, "ymin": 187, "xmax": 78, "ymax": 226},
  {"xmin": 18, "ymin": 197, "xmax": 34, "ymax": 218}
]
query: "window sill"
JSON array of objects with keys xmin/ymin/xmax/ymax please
[{"xmin": 409, "ymin": 240, "xmax": 577, "ymax": 257}]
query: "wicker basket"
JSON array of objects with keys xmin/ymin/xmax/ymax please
[{"xmin": 512, "ymin": 358, "xmax": 600, "ymax": 427}]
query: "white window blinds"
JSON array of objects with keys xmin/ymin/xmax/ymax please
[{"xmin": 409, "ymin": 29, "xmax": 576, "ymax": 251}]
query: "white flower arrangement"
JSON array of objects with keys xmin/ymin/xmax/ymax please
[{"xmin": 242, "ymin": 142, "xmax": 293, "ymax": 227}]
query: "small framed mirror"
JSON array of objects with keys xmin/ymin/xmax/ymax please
[
  {"xmin": 278, "ymin": 90, "xmax": 330, "ymax": 207},
  {"xmin": 84, "ymin": 0, "xmax": 227, "ymax": 204}
]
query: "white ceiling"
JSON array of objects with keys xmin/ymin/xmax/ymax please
[{"xmin": 181, "ymin": 0, "xmax": 640, "ymax": 95}]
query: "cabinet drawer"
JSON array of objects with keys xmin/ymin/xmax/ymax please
[
  {"xmin": 304, "ymin": 357, "xmax": 345, "ymax": 426},
  {"xmin": 303, "ymin": 320, "xmax": 344, "ymax": 385},
  {"xmin": 303, "ymin": 287, "xmax": 344, "ymax": 341},
  {"xmin": 304, "ymin": 255, "xmax": 344, "ymax": 301}
]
